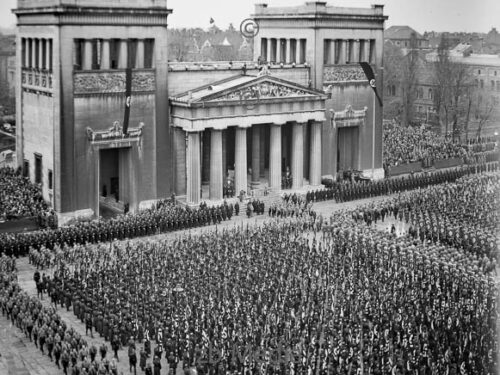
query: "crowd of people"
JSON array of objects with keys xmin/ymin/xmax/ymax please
[
  {"xmin": 0, "ymin": 167, "xmax": 51, "ymax": 221},
  {"xmin": 306, "ymin": 163, "xmax": 498, "ymax": 204},
  {"xmin": 0, "ymin": 199, "xmax": 234, "ymax": 258},
  {"xmin": 9, "ymin": 170, "xmax": 495, "ymax": 375},
  {"xmin": 383, "ymin": 123, "xmax": 498, "ymax": 168},
  {"xmin": 350, "ymin": 172, "xmax": 499, "ymax": 275},
  {"xmin": 0, "ymin": 255, "xmax": 132, "ymax": 375}
]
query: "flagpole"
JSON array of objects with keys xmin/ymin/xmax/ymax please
[{"xmin": 372, "ymin": 90, "xmax": 376, "ymax": 179}]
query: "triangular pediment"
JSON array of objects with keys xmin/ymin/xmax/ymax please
[{"xmin": 171, "ymin": 74, "xmax": 327, "ymax": 104}]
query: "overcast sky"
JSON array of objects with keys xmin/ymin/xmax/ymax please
[{"xmin": 2, "ymin": 0, "xmax": 498, "ymax": 34}]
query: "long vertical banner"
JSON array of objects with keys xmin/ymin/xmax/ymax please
[
  {"xmin": 123, "ymin": 66, "xmax": 132, "ymax": 135},
  {"xmin": 359, "ymin": 62, "xmax": 383, "ymax": 107}
]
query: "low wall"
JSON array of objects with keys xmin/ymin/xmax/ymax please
[
  {"xmin": 389, "ymin": 161, "xmax": 423, "ymax": 176},
  {"xmin": 434, "ymin": 157, "xmax": 464, "ymax": 169}
]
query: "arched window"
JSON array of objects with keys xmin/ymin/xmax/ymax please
[{"xmin": 428, "ymin": 88, "xmax": 433, "ymax": 100}]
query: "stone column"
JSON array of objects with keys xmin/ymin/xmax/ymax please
[
  {"xmin": 136, "ymin": 39, "xmax": 145, "ymax": 69},
  {"xmin": 309, "ymin": 121, "xmax": 322, "ymax": 185},
  {"xmin": 24, "ymin": 39, "xmax": 29, "ymax": 68},
  {"xmin": 83, "ymin": 39, "xmax": 93, "ymax": 70},
  {"xmin": 31, "ymin": 39, "xmax": 36, "ymax": 68},
  {"xmin": 222, "ymin": 130, "xmax": 227, "ymax": 182},
  {"xmin": 101, "ymin": 40, "xmax": 110, "ymax": 69},
  {"xmin": 330, "ymin": 40, "xmax": 336, "ymax": 64},
  {"xmin": 296, "ymin": 39, "xmax": 301, "ymax": 64},
  {"xmin": 209, "ymin": 129, "xmax": 223, "ymax": 201},
  {"xmin": 266, "ymin": 38, "xmax": 271, "ymax": 63},
  {"xmin": 251, "ymin": 126, "xmax": 260, "ymax": 186},
  {"xmin": 39, "ymin": 39, "xmax": 45, "ymax": 69},
  {"xmin": 32, "ymin": 39, "xmax": 37, "ymax": 68},
  {"xmin": 174, "ymin": 128, "xmax": 186, "ymax": 196},
  {"xmin": 338, "ymin": 40, "xmax": 346, "ymax": 64},
  {"xmin": 276, "ymin": 39, "xmax": 281, "ymax": 64},
  {"xmin": 118, "ymin": 39, "xmax": 128, "ymax": 69},
  {"xmin": 259, "ymin": 126, "xmax": 266, "ymax": 177},
  {"xmin": 353, "ymin": 39, "xmax": 360, "ymax": 63},
  {"xmin": 234, "ymin": 127, "xmax": 247, "ymax": 195},
  {"xmin": 269, "ymin": 124, "xmax": 282, "ymax": 189},
  {"xmin": 286, "ymin": 39, "xmax": 291, "ymax": 63},
  {"xmin": 292, "ymin": 122, "xmax": 304, "ymax": 189},
  {"xmin": 186, "ymin": 131, "xmax": 201, "ymax": 204},
  {"xmin": 45, "ymin": 39, "xmax": 51, "ymax": 70}
]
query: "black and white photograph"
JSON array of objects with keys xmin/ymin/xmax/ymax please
[{"xmin": 0, "ymin": 0, "xmax": 498, "ymax": 374}]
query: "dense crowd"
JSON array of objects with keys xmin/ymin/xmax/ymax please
[
  {"xmin": 0, "ymin": 167, "xmax": 51, "ymax": 220},
  {"xmin": 383, "ymin": 124, "xmax": 498, "ymax": 167},
  {"xmin": 0, "ymin": 255, "xmax": 132, "ymax": 375},
  {"xmin": 0, "ymin": 199, "xmax": 235, "ymax": 257},
  {"xmin": 13, "ymin": 170, "xmax": 496, "ymax": 374},
  {"xmin": 351, "ymin": 173, "xmax": 499, "ymax": 274},
  {"xmin": 307, "ymin": 163, "xmax": 497, "ymax": 204}
]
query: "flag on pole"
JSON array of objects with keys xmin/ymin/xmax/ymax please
[
  {"xmin": 359, "ymin": 62, "xmax": 383, "ymax": 107},
  {"xmin": 123, "ymin": 66, "xmax": 132, "ymax": 135}
]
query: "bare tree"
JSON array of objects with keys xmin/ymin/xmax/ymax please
[{"xmin": 400, "ymin": 32, "xmax": 420, "ymax": 126}]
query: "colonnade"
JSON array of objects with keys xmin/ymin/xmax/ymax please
[
  {"xmin": 260, "ymin": 38, "xmax": 306, "ymax": 64},
  {"xmin": 324, "ymin": 38, "xmax": 375, "ymax": 64},
  {"xmin": 21, "ymin": 38, "xmax": 53, "ymax": 71},
  {"xmin": 184, "ymin": 121, "xmax": 322, "ymax": 204},
  {"xmin": 74, "ymin": 39, "xmax": 154, "ymax": 70}
]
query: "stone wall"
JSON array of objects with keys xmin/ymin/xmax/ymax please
[{"xmin": 22, "ymin": 91, "xmax": 54, "ymax": 204}]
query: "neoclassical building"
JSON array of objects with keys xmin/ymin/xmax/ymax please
[{"xmin": 14, "ymin": 0, "xmax": 386, "ymax": 218}]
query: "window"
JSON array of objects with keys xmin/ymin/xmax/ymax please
[
  {"xmin": 417, "ymin": 87, "xmax": 424, "ymax": 99},
  {"xmin": 475, "ymin": 79, "xmax": 479, "ymax": 87},
  {"xmin": 428, "ymin": 88, "xmax": 433, "ymax": 100},
  {"xmin": 23, "ymin": 160, "xmax": 29, "ymax": 178},
  {"xmin": 34, "ymin": 153, "xmax": 42, "ymax": 185},
  {"xmin": 497, "ymin": 81, "xmax": 500, "ymax": 92},
  {"xmin": 478, "ymin": 69, "xmax": 481, "ymax": 75},
  {"xmin": 480, "ymin": 80, "xmax": 484, "ymax": 88},
  {"xmin": 495, "ymin": 71, "xmax": 498, "ymax": 76},
  {"xmin": 48, "ymin": 169, "xmax": 53, "ymax": 190},
  {"xmin": 491, "ymin": 80, "xmax": 495, "ymax": 90}
]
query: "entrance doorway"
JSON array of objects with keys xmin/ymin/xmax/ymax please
[
  {"xmin": 100, "ymin": 148, "xmax": 119, "ymax": 201},
  {"xmin": 337, "ymin": 127, "xmax": 359, "ymax": 172}
]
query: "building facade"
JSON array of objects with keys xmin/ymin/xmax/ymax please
[{"xmin": 15, "ymin": 0, "xmax": 386, "ymax": 216}]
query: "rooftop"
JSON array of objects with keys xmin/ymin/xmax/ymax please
[
  {"xmin": 253, "ymin": 1, "xmax": 386, "ymax": 19},
  {"xmin": 16, "ymin": 0, "xmax": 167, "ymax": 9},
  {"xmin": 426, "ymin": 51, "xmax": 500, "ymax": 67},
  {"xmin": 385, "ymin": 25, "xmax": 426, "ymax": 40}
]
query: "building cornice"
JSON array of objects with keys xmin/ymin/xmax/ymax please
[{"xmin": 14, "ymin": 6, "xmax": 171, "ymax": 26}]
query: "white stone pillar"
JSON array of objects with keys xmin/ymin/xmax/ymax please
[
  {"xmin": 338, "ymin": 40, "xmax": 346, "ymax": 64},
  {"xmin": 353, "ymin": 39, "xmax": 360, "ymax": 63},
  {"xmin": 136, "ymin": 39, "xmax": 145, "ymax": 69},
  {"xmin": 24, "ymin": 38, "xmax": 29, "ymax": 68},
  {"xmin": 286, "ymin": 39, "xmax": 291, "ymax": 63},
  {"xmin": 292, "ymin": 122, "xmax": 304, "ymax": 189},
  {"xmin": 83, "ymin": 39, "xmax": 93, "ymax": 70},
  {"xmin": 266, "ymin": 38, "xmax": 271, "ymax": 63},
  {"xmin": 209, "ymin": 129, "xmax": 223, "ymax": 201},
  {"xmin": 330, "ymin": 40, "xmax": 336, "ymax": 64},
  {"xmin": 234, "ymin": 127, "xmax": 248, "ymax": 195},
  {"xmin": 269, "ymin": 124, "xmax": 282, "ymax": 189},
  {"xmin": 296, "ymin": 39, "xmax": 301, "ymax": 64},
  {"xmin": 118, "ymin": 39, "xmax": 128, "ymax": 69},
  {"xmin": 31, "ymin": 39, "xmax": 36, "ymax": 68},
  {"xmin": 101, "ymin": 40, "xmax": 110, "ymax": 69},
  {"xmin": 276, "ymin": 39, "xmax": 281, "ymax": 64},
  {"xmin": 251, "ymin": 126, "xmax": 260, "ymax": 186},
  {"xmin": 45, "ymin": 39, "xmax": 51, "ymax": 70},
  {"xmin": 309, "ymin": 121, "xmax": 322, "ymax": 186},
  {"xmin": 187, "ymin": 131, "xmax": 201, "ymax": 204}
]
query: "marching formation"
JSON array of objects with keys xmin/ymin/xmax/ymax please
[{"xmin": 0, "ymin": 199, "xmax": 234, "ymax": 257}]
